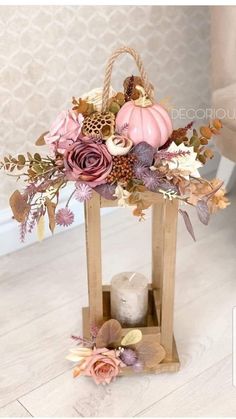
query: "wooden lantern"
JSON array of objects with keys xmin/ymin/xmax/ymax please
[{"xmin": 82, "ymin": 191, "xmax": 180, "ymax": 374}]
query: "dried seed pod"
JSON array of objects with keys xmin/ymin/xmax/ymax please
[
  {"xmin": 106, "ymin": 135, "xmax": 133, "ymax": 156},
  {"xmin": 200, "ymin": 126, "xmax": 212, "ymax": 139},
  {"xmin": 82, "ymin": 112, "xmax": 115, "ymax": 139},
  {"xmin": 213, "ymin": 119, "xmax": 222, "ymax": 130},
  {"xmin": 72, "ymin": 97, "xmax": 94, "ymax": 117},
  {"xmin": 198, "ymin": 154, "xmax": 206, "ymax": 164},
  {"xmin": 123, "ymin": 75, "xmax": 144, "ymax": 101},
  {"xmin": 115, "ymin": 92, "xmax": 125, "ymax": 106},
  {"xmin": 109, "ymin": 101, "xmax": 121, "ymax": 115},
  {"xmin": 204, "ymin": 148, "xmax": 214, "ymax": 159},
  {"xmin": 190, "ymin": 136, "xmax": 201, "ymax": 148},
  {"xmin": 210, "ymin": 128, "xmax": 219, "ymax": 135},
  {"xmin": 200, "ymin": 137, "xmax": 208, "ymax": 145}
]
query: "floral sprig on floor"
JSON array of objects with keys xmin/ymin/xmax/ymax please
[
  {"xmin": 0, "ymin": 79, "xmax": 229, "ymax": 242},
  {"xmin": 66, "ymin": 319, "xmax": 165, "ymax": 385}
]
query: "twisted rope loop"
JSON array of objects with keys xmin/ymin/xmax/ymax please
[{"xmin": 101, "ymin": 46, "xmax": 155, "ymax": 113}]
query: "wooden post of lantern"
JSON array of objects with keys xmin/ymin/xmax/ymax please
[{"xmin": 82, "ymin": 190, "xmax": 180, "ymax": 375}]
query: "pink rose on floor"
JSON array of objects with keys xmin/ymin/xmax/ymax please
[
  {"xmin": 64, "ymin": 138, "xmax": 112, "ymax": 187},
  {"xmin": 75, "ymin": 347, "xmax": 120, "ymax": 385},
  {"xmin": 44, "ymin": 110, "xmax": 84, "ymax": 154}
]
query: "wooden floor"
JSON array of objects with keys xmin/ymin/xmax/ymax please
[{"xmin": 0, "ymin": 186, "xmax": 236, "ymax": 417}]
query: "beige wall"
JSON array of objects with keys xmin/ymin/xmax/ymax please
[{"xmin": 0, "ymin": 5, "xmax": 210, "ymax": 208}]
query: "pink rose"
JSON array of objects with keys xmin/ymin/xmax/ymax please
[
  {"xmin": 44, "ymin": 110, "xmax": 84, "ymax": 154},
  {"xmin": 64, "ymin": 138, "xmax": 112, "ymax": 187},
  {"xmin": 77, "ymin": 348, "xmax": 120, "ymax": 385}
]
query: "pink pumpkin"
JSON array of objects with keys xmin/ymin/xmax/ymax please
[{"xmin": 116, "ymin": 88, "xmax": 172, "ymax": 148}]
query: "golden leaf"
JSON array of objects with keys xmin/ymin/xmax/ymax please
[
  {"xmin": 37, "ymin": 216, "xmax": 45, "ymax": 241},
  {"xmin": 121, "ymin": 329, "xmax": 142, "ymax": 346},
  {"xmin": 9, "ymin": 190, "xmax": 30, "ymax": 223},
  {"xmin": 45, "ymin": 198, "xmax": 56, "ymax": 233},
  {"xmin": 35, "ymin": 132, "xmax": 48, "ymax": 146}
]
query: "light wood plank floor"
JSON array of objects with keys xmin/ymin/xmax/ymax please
[{"xmin": 0, "ymin": 186, "xmax": 236, "ymax": 417}]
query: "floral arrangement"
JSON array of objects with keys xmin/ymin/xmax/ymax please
[
  {"xmin": 0, "ymin": 74, "xmax": 229, "ymax": 242},
  {"xmin": 66, "ymin": 319, "xmax": 165, "ymax": 385}
]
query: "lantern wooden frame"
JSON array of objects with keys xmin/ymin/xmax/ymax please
[{"xmin": 82, "ymin": 190, "xmax": 180, "ymax": 375}]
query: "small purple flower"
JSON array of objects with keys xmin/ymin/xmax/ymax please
[
  {"xmin": 133, "ymin": 161, "xmax": 149, "ymax": 180},
  {"xmin": 75, "ymin": 183, "xmax": 93, "ymax": 202},
  {"xmin": 120, "ymin": 348, "xmax": 137, "ymax": 366},
  {"xmin": 142, "ymin": 170, "xmax": 161, "ymax": 192},
  {"xmin": 55, "ymin": 208, "xmax": 74, "ymax": 227},
  {"xmin": 132, "ymin": 360, "xmax": 143, "ymax": 373}
]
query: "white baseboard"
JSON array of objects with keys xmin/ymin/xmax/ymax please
[{"xmin": 0, "ymin": 185, "xmax": 116, "ymax": 257}]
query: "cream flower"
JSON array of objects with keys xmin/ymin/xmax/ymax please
[
  {"xmin": 81, "ymin": 86, "xmax": 116, "ymax": 112},
  {"xmin": 66, "ymin": 347, "xmax": 92, "ymax": 363},
  {"xmin": 113, "ymin": 184, "xmax": 131, "ymax": 207},
  {"xmin": 166, "ymin": 142, "xmax": 202, "ymax": 179}
]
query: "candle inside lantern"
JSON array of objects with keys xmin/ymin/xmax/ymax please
[{"xmin": 110, "ymin": 272, "xmax": 149, "ymax": 327}]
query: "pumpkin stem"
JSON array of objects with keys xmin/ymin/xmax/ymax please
[{"xmin": 134, "ymin": 85, "xmax": 152, "ymax": 108}]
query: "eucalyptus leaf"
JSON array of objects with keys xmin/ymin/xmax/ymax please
[
  {"xmin": 17, "ymin": 154, "xmax": 26, "ymax": 165},
  {"xmin": 121, "ymin": 329, "xmax": 142, "ymax": 346},
  {"xmin": 34, "ymin": 153, "xmax": 42, "ymax": 162}
]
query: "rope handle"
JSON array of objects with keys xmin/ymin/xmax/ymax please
[{"xmin": 101, "ymin": 46, "xmax": 155, "ymax": 113}]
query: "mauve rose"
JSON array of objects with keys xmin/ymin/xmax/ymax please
[
  {"xmin": 44, "ymin": 110, "xmax": 84, "ymax": 154},
  {"xmin": 78, "ymin": 348, "xmax": 120, "ymax": 385},
  {"xmin": 64, "ymin": 138, "xmax": 112, "ymax": 187}
]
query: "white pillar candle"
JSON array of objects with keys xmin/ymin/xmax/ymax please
[{"xmin": 110, "ymin": 272, "xmax": 149, "ymax": 327}]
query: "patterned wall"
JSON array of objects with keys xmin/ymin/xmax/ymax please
[{"xmin": 0, "ymin": 6, "xmax": 210, "ymax": 208}]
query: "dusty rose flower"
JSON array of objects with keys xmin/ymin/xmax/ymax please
[
  {"xmin": 44, "ymin": 110, "xmax": 84, "ymax": 154},
  {"xmin": 74, "ymin": 347, "xmax": 120, "ymax": 385},
  {"xmin": 64, "ymin": 138, "xmax": 112, "ymax": 187}
]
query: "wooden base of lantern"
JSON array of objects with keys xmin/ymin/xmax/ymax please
[
  {"xmin": 83, "ymin": 191, "xmax": 180, "ymax": 376},
  {"xmin": 82, "ymin": 284, "xmax": 180, "ymax": 375}
]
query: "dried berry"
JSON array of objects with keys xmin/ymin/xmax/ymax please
[{"xmin": 107, "ymin": 154, "xmax": 136, "ymax": 184}]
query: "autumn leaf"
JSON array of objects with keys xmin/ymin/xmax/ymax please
[
  {"xmin": 45, "ymin": 198, "xmax": 56, "ymax": 233},
  {"xmin": 96, "ymin": 319, "xmax": 122, "ymax": 348},
  {"xmin": 179, "ymin": 209, "xmax": 196, "ymax": 241},
  {"xmin": 196, "ymin": 199, "xmax": 210, "ymax": 225},
  {"xmin": 135, "ymin": 335, "xmax": 166, "ymax": 369},
  {"xmin": 35, "ymin": 132, "xmax": 48, "ymax": 146},
  {"xmin": 9, "ymin": 190, "xmax": 30, "ymax": 223}
]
